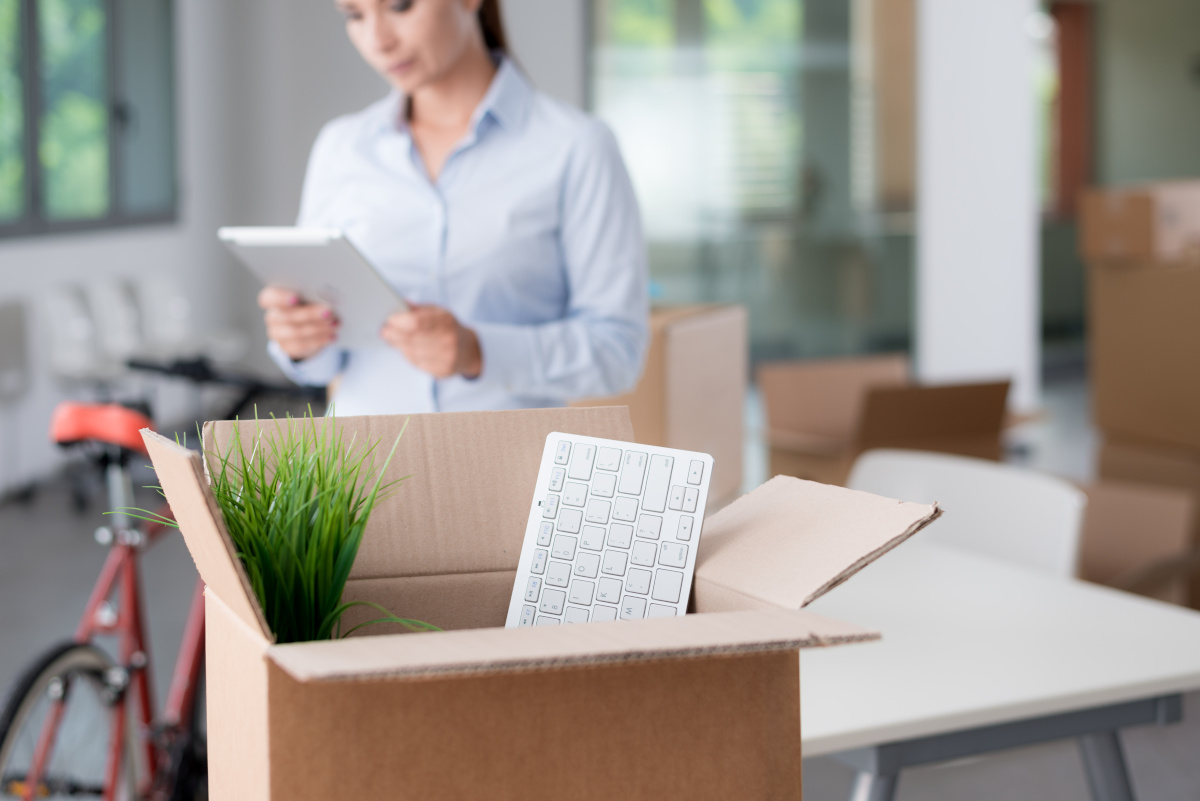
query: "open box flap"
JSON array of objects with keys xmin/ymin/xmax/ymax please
[
  {"xmin": 204, "ymin": 407, "xmax": 635, "ymax": 582},
  {"xmin": 265, "ymin": 607, "xmax": 877, "ymax": 683},
  {"xmin": 694, "ymin": 476, "xmax": 941, "ymax": 612},
  {"xmin": 757, "ymin": 354, "xmax": 909, "ymax": 441},
  {"xmin": 142, "ymin": 430, "xmax": 273, "ymax": 642}
]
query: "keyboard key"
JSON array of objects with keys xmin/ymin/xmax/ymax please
[
  {"xmin": 597, "ymin": 576, "xmax": 623, "ymax": 603},
  {"xmin": 569, "ymin": 579, "xmax": 595, "ymax": 606},
  {"xmin": 551, "ymin": 535, "xmax": 577, "ymax": 561},
  {"xmin": 563, "ymin": 482, "xmax": 588, "ymax": 507},
  {"xmin": 591, "ymin": 472, "xmax": 617, "ymax": 498},
  {"xmin": 677, "ymin": 516, "xmax": 694, "ymax": 542},
  {"xmin": 549, "ymin": 467, "xmax": 565, "ymax": 492},
  {"xmin": 540, "ymin": 588, "xmax": 566, "ymax": 614},
  {"xmin": 585, "ymin": 499, "xmax": 611, "ymax": 525},
  {"xmin": 554, "ymin": 440, "xmax": 571, "ymax": 465},
  {"xmin": 602, "ymin": 550, "xmax": 628, "ymax": 576},
  {"xmin": 636, "ymin": 514, "xmax": 663, "ymax": 540},
  {"xmin": 626, "ymin": 568, "xmax": 652, "ymax": 595},
  {"xmin": 531, "ymin": 549, "xmax": 547, "ymax": 574},
  {"xmin": 618, "ymin": 451, "xmax": 648, "ymax": 495},
  {"xmin": 564, "ymin": 606, "xmax": 590, "ymax": 624},
  {"xmin": 524, "ymin": 577, "xmax": 542, "ymax": 602},
  {"xmin": 620, "ymin": 596, "xmax": 647, "ymax": 619},
  {"xmin": 669, "ymin": 485, "xmax": 684, "ymax": 511},
  {"xmin": 542, "ymin": 494, "xmax": 559, "ymax": 518},
  {"xmin": 519, "ymin": 605, "xmax": 536, "ymax": 626},
  {"xmin": 596, "ymin": 447, "xmax": 622, "ymax": 471},
  {"xmin": 631, "ymin": 541, "xmax": 657, "ymax": 567},
  {"xmin": 536, "ymin": 616, "xmax": 560, "ymax": 625},
  {"xmin": 652, "ymin": 569, "xmax": 684, "ymax": 604},
  {"xmin": 683, "ymin": 487, "xmax": 699, "ymax": 513},
  {"xmin": 642, "ymin": 455, "xmax": 674, "ymax": 513},
  {"xmin": 659, "ymin": 542, "xmax": 688, "ymax": 569},
  {"xmin": 613, "ymin": 497, "xmax": 638, "ymax": 522},
  {"xmin": 575, "ymin": 552, "xmax": 601, "ymax": 578},
  {"xmin": 593, "ymin": 604, "xmax": 618, "ymax": 622},
  {"xmin": 688, "ymin": 460, "xmax": 704, "ymax": 485},
  {"xmin": 568, "ymin": 444, "xmax": 597, "ymax": 481},
  {"xmin": 648, "ymin": 603, "xmax": 677, "ymax": 618},
  {"xmin": 546, "ymin": 561, "xmax": 571, "ymax": 587},
  {"xmin": 607, "ymin": 523, "xmax": 633, "ymax": 548},
  {"xmin": 557, "ymin": 508, "xmax": 583, "ymax": 534},
  {"xmin": 580, "ymin": 525, "xmax": 606, "ymax": 551}
]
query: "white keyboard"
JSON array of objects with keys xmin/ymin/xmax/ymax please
[{"xmin": 505, "ymin": 433, "xmax": 714, "ymax": 627}]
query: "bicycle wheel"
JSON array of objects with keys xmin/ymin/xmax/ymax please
[{"xmin": 0, "ymin": 642, "xmax": 140, "ymax": 800}]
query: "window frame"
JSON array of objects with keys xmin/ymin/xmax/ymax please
[{"xmin": 0, "ymin": 0, "xmax": 178, "ymax": 240}]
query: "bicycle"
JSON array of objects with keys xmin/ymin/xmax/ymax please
[{"xmin": 0, "ymin": 402, "xmax": 206, "ymax": 801}]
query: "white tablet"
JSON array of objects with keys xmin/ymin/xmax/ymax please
[{"xmin": 218, "ymin": 227, "xmax": 408, "ymax": 351}]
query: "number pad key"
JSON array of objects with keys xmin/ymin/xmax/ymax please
[{"xmin": 631, "ymin": 541, "xmax": 657, "ymax": 567}]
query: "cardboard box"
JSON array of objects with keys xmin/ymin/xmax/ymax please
[
  {"xmin": 143, "ymin": 407, "xmax": 940, "ymax": 800},
  {"xmin": 1089, "ymin": 260, "xmax": 1200, "ymax": 450},
  {"xmin": 1078, "ymin": 479, "xmax": 1196, "ymax": 605},
  {"xmin": 1099, "ymin": 435, "xmax": 1200, "ymax": 607},
  {"xmin": 758, "ymin": 355, "xmax": 1009, "ymax": 486},
  {"xmin": 1080, "ymin": 182, "xmax": 1200, "ymax": 264},
  {"xmin": 573, "ymin": 305, "xmax": 747, "ymax": 507}
]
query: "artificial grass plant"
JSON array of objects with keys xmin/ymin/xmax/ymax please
[{"xmin": 137, "ymin": 411, "xmax": 438, "ymax": 644}]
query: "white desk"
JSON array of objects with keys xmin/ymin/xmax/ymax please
[{"xmin": 801, "ymin": 542, "xmax": 1200, "ymax": 801}]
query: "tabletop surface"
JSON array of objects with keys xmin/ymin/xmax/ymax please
[{"xmin": 800, "ymin": 541, "xmax": 1200, "ymax": 757}]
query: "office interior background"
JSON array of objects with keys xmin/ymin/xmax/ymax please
[{"xmin": 1, "ymin": 0, "xmax": 1200, "ymax": 798}]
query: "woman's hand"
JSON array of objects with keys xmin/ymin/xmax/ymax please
[
  {"xmin": 257, "ymin": 286, "xmax": 339, "ymax": 361},
  {"xmin": 381, "ymin": 304, "xmax": 482, "ymax": 379}
]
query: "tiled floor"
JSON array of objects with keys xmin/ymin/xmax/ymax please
[{"xmin": 1, "ymin": 377, "xmax": 1197, "ymax": 800}]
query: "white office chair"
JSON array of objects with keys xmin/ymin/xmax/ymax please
[{"xmin": 848, "ymin": 449, "xmax": 1087, "ymax": 578}]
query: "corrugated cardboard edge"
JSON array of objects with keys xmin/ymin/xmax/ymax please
[
  {"xmin": 141, "ymin": 429, "xmax": 273, "ymax": 642},
  {"xmin": 265, "ymin": 608, "xmax": 879, "ymax": 684}
]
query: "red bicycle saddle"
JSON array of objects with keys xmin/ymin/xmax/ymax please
[{"xmin": 50, "ymin": 402, "xmax": 155, "ymax": 455}]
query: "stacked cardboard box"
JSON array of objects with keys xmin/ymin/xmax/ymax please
[
  {"xmin": 1082, "ymin": 180, "xmax": 1200, "ymax": 605},
  {"xmin": 758, "ymin": 354, "xmax": 1009, "ymax": 487},
  {"xmin": 573, "ymin": 305, "xmax": 747, "ymax": 510},
  {"xmin": 144, "ymin": 407, "xmax": 940, "ymax": 800}
]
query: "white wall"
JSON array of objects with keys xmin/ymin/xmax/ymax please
[{"xmin": 915, "ymin": 0, "xmax": 1040, "ymax": 412}]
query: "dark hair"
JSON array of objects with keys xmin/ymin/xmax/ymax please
[{"xmin": 478, "ymin": 0, "xmax": 508, "ymax": 54}]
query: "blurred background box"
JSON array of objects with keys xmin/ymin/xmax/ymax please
[
  {"xmin": 1080, "ymin": 181, "xmax": 1200, "ymax": 264},
  {"xmin": 758, "ymin": 355, "xmax": 1009, "ymax": 486},
  {"xmin": 1078, "ymin": 479, "xmax": 1196, "ymax": 606},
  {"xmin": 1088, "ymin": 259, "xmax": 1200, "ymax": 450},
  {"xmin": 572, "ymin": 305, "xmax": 747, "ymax": 508},
  {"xmin": 1099, "ymin": 435, "xmax": 1200, "ymax": 608}
]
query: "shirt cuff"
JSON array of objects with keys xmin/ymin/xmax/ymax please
[
  {"xmin": 470, "ymin": 321, "xmax": 538, "ymax": 394},
  {"xmin": 267, "ymin": 340, "xmax": 345, "ymax": 386}
]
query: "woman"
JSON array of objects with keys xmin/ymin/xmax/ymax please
[{"xmin": 258, "ymin": 0, "xmax": 649, "ymax": 417}]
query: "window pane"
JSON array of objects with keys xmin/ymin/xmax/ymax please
[
  {"xmin": 115, "ymin": 0, "xmax": 175, "ymax": 216},
  {"xmin": 39, "ymin": 0, "xmax": 109, "ymax": 221},
  {"xmin": 0, "ymin": 0, "xmax": 23, "ymax": 222}
]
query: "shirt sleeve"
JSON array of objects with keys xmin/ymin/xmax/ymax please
[
  {"xmin": 264, "ymin": 121, "xmax": 351, "ymax": 385},
  {"xmin": 471, "ymin": 120, "xmax": 649, "ymax": 401}
]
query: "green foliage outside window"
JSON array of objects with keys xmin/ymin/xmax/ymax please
[
  {"xmin": 0, "ymin": 0, "xmax": 22, "ymax": 222},
  {"xmin": 39, "ymin": 0, "xmax": 108, "ymax": 221}
]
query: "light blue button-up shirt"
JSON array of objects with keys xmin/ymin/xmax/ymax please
[{"xmin": 268, "ymin": 58, "xmax": 649, "ymax": 417}]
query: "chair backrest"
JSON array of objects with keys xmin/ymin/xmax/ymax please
[{"xmin": 848, "ymin": 449, "xmax": 1087, "ymax": 577}]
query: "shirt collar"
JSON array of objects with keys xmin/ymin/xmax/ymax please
[{"xmin": 377, "ymin": 55, "xmax": 533, "ymax": 136}]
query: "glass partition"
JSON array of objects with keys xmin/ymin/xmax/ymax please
[{"xmin": 592, "ymin": 0, "xmax": 916, "ymax": 362}]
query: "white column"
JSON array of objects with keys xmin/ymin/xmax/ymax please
[{"xmin": 916, "ymin": 0, "xmax": 1040, "ymax": 412}]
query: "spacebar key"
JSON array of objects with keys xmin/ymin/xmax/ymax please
[{"xmin": 642, "ymin": 455, "xmax": 673, "ymax": 513}]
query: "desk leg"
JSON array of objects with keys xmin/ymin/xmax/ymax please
[
  {"xmin": 849, "ymin": 770, "xmax": 898, "ymax": 801},
  {"xmin": 1078, "ymin": 731, "xmax": 1136, "ymax": 801}
]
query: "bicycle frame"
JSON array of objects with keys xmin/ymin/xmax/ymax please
[{"xmin": 20, "ymin": 455, "xmax": 206, "ymax": 801}]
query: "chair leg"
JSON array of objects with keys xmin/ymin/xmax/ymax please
[
  {"xmin": 1078, "ymin": 731, "xmax": 1136, "ymax": 801},
  {"xmin": 848, "ymin": 770, "xmax": 899, "ymax": 801}
]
